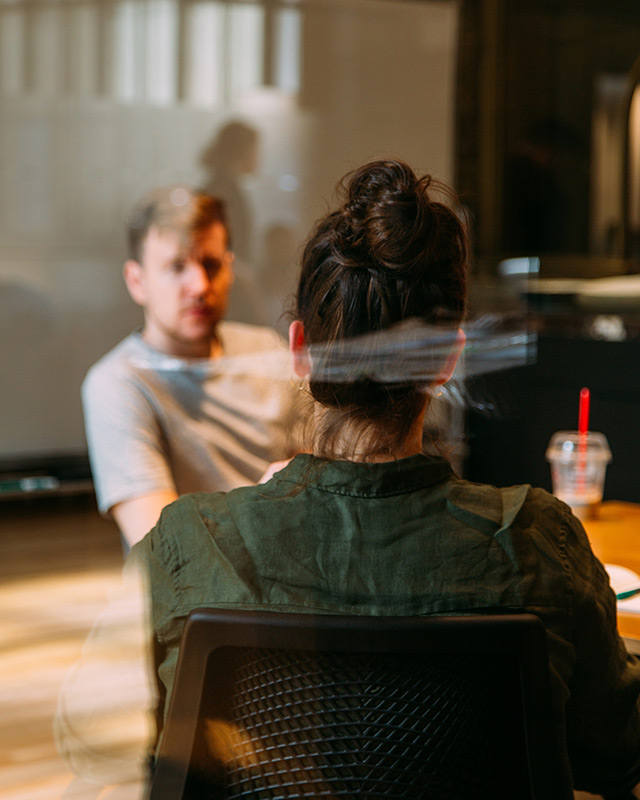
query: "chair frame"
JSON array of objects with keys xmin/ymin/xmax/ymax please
[{"xmin": 148, "ymin": 609, "xmax": 573, "ymax": 800}]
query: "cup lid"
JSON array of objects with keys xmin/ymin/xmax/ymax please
[{"xmin": 545, "ymin": 430, "xmax": 612, "ymax": 463}]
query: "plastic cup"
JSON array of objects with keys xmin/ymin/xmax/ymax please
[{"xmin": 545, "ymin": 431, "xmax": 612, "ymax": 519}]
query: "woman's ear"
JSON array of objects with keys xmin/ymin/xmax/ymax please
[
  {"xmin": 289, "ymin": 320, "xmax": 311, "ymax": 378},
  {"xmin": 435, "ymin": 328, "xmax": 466, "ymax": 385}
]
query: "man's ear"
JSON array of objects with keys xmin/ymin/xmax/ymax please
[
  {"xmin": 289, "ymin": 320, "xmax": 311, "ymax": 378},
  {"xmin": 435, "ymin": 328, "xmax": 466, "ymax": 385},
  {"xmin": 123, "ymin": 260, "xmax": 147, "ymax": 307}
]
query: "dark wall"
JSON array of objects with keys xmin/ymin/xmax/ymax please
[
  {"xmin": 465, "ymin": 331, "xmax": 640, "ymax": 502},
  {"xmin": 456, "ymin": 0, "xmax": 640, "ymax": 262}
]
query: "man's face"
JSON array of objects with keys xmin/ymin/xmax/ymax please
[{"xmin": 124, "ymin": 222, "xmax": 233, "ymax": 357}]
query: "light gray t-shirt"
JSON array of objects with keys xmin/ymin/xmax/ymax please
[{"xmin": 82, "ymin": 321, "xmax": 300, "ymax": 514}]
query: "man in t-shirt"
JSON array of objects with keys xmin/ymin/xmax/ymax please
[{"xmin": 82, "ymin": 185, "xmax": 300, "ymax": 549}]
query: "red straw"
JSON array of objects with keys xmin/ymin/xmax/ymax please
[
  {"xmin": 577, "ymin": 387, "xmax": 590, "ymax": 496},
  {"xmin": 578, "ymin": 387, "xmax": 590, "ymax": 435}
]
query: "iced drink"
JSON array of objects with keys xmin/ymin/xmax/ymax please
[{"xmin": 545, "ymin": 431, "xmax": 611, "ymax": 519}]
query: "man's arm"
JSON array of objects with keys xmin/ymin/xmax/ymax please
[
  {"xmin": 111, "ymin": 490, "xmax": 178, "ymax": 550},
  {"xmin": 82, "ymin": 356, "xmax": 180, "ymax": 547}
]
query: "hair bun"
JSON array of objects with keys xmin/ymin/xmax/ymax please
[
  {"xmin": 338, "ymin": 160, "xmax": 431, "ymax": 277},
  {"xmin": 346, "ymin": 160, "xmax": 417, "ymax": 208}
]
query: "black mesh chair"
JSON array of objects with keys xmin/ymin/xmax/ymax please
[{"xmin": 147, "ymin": 609, "xmax": 573, "ymax": 800}]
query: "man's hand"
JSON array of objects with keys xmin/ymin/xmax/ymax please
[{"xmin": 111, "ymin": 491, "xmax": 178, "ymax": 550}]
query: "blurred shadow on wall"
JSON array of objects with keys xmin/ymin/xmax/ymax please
[
  {"xmin": 200, "ymin": 120, "xmax": 267, "ymax": 326},
  {"xmin": 199, "ymin": 120, "xmax": 302, "ymax": 333},
  {"xmin": 200, "ymin": 119, "xmax": 259, "ymax": 264}
]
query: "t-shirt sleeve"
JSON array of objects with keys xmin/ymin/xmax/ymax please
[
  {"xmin": 82, "ymin": 362, "xmax": 177, "ymax": 514},
  {"xmin": 561, "ymin": 507, "xmax": 640, "ymax": 794}
]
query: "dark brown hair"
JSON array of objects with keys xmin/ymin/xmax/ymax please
[
  {"xmin": 294, "ymin": 160, "xmax": 468, "ymax": 459},
  {"xmin": 126, "ymin": 185, "xmax": 229, "ymax": 263}
]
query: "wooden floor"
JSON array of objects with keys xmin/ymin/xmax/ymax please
[{"xmin": 0, "ymin": 495, "xmax": 144, "ymax": 800}]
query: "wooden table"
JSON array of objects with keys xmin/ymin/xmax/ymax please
[{"xmin": 581, "ymin": 501, "xmax": 640, "ymax": 640}]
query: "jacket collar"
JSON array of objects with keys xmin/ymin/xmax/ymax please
[{"xmin": 274, "ymin": 452, "xmax": 452, "ymax": 498}]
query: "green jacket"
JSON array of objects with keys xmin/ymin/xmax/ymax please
[{"xmin": 133, "ymin": 453, "xmax": 640, "ymax": 795}]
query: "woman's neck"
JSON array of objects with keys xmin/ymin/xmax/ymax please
[
  {"xmin": 352, "ymin": 440, "xmax": 422, "ymax": 463},
  {"xmin": 311, "ymin": 399, "xmax": 427, "ymax": 463}
]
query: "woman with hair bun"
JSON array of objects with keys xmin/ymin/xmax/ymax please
[
  {"xmin": 136, "ymin": 160, "xmax": 640, "ymax": 795},
  {"xmin": 289, "ymin": 158, "xmax": 467, "ymax": 461}
]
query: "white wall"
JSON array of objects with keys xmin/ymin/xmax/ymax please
[{"xmin": 0, "ymin": 0, "xmax": 459, "ymax": 461}]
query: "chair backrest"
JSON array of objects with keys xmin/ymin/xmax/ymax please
[{"xmin": 147, "ymin": 609, "xmax": 573, "ymax": 800}]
